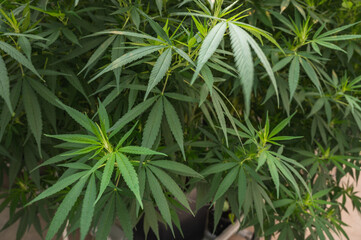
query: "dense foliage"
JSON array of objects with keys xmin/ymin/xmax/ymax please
[{"xmin": 1, "ymin": 0, "xmax": 361, "ymax": 239}]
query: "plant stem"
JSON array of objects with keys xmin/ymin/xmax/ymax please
[{"xmin": 161, "ymin": 72, "xmax": 170, "ymax": 95}]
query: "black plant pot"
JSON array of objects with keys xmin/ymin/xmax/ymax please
[
  {"xmin": 206, "ymin": 209, "xmax": 233, "ymax": 238},
  {"xmin": 134, "ymin": 205, "xmax": 209, "ymax": 240}
]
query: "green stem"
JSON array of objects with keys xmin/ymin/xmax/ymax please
[{"xmin": 161, "ymin": 72, "xmax": 170, "ymax": 95}]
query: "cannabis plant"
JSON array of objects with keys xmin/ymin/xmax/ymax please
[{"xmin": 1, "ymin": 0, "xmax": 361, "ymax": 240}]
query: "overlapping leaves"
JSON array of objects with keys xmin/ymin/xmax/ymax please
[{"xmin": 26, "ymin": 101, "xmax": 200, "ymax": 240}]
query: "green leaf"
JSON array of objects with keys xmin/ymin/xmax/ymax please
[
  {"xmin": 138, "ymin": 168, "xmax": 146, "ymax": 212},
  {"xmin": 170, "ymin": 12, "xmax": 219, "ymax": 20},
  {"xmin": 3, "ymin": 33, "xmax": 46, "ymax": 41},
  {"xmin": 281, "ymin": 203, "xmax": 296, "ymax": 221},
  {"xmin": 63, "ymin": 70, "xmax": 89, "ymax": 103},
  {"xmin": 288, "ymin": 56, "xmax": 300, "ymax": 99},
  {"xmin": 115, "ymin": 122, "xmax": 138, "ymax": 149},
  {"xmin": 109, "ymin": 96, "xmax": 157, "ymax": 136},
  {"xmin": 8, "ymin": 154, "xmax": 21, "ymax": 189},
  {"xmin": 58, "ymin": 162, "xmax": 91, "ymax": 170},
  {"xmin": 87, "ymin": 30, "xmax": 163, "ymax": 43},
  {"xmin": 62, "ymin": 145, "xmax": 101, "ymax": 156},
  {"xmin": 146, "ymin": 169, "xmax": 174, "ymax": 233},
  {"xmin": 319, "ymin": 35, "xmax": 361, "ymax": 41},
  {"xmin": 26, "ymin": 171, "xmax": 87, "ymax": 206},
  {"xmin": 119, "ymin": 146, "xmax": 166, "ymax": 156},
  {"xmin": 273, "ymin": 160, "xmax": 301, "ymax": 197},
  {"xmin": 276, "ymin": 152, "xmax": 307, "ymax": 169},
  {"xmin": 324, "ymin": 100, "xmax": 332, "ymax": 124},
  {"xmin": 80, "ymin": 35, "xmax": 116, "ymax": 74},
  {"xmin": 313, "ymin": 23, "xmax": 326, "ymax": 39},
  {"xmin": 142, "ymin": 98, "xmax": 163, "ymax": 149},
  {"xmin": 23, "ymin": 81, "xmax": 42, "ymax": 155},
  {"xmin": 229, "ymin": 23, "xmax": 254, "ymax": 114},
  {"xmin": 112, "ymin": 36, "xmax": 124, "ymax": 91},
  {"xmin": 200, "ymin": 65, "xmax": 214, "ymax": 94},
  {"xmin": 235, "ymin": 21, "xmax": 283, "ymax": 52},
  {"xmin": 149, "ymin": 160, "xmax": 203, "ymax": 178},
  {"xmin": 267, "ymin": 156, "xmax": 280, "ymax": 197},
  {"xmin": 300, "ymin": 58, "xmax": 321, "ymax": 93},
  {"xmin": 252, "ymin": 182, "xmax": 264, "ymax": 231},
  {"xmin": 314, "ymin": 40, "xmax": 346, "ymax": 53},
  {"xmin": 165, "ymin": 93, "xmax": 198, "ymax": 103},
  {"xmin": 244, "ymin": 30, "xmax": 278, "ymax": 98},
  {"xmin": 96, "ymin": 153, "xmax": 115, "ymax": 203},
  {"xmin": 265, "ymin": 113, "xmax": 270, "ymax": 137},
  {"xmin": 334, "ymin": 157, "xmax": 361, "ymax": 171},
  {"xmin": 273, "ymin": 199, "xmax": 294, "ymax": 208},
  {"xmin": 280, "ymin": 0, "xmax": 290, "ymax": 13},
  {"xmin": 269, "ymin": 112, "xmax": 295, "ymax": 138},
  {"xmin": 0, "ymin": 55, "xmax": 12, "ymax": 113},
  {"xmin": 96, "ymin": 195, "xmax": 115, "ymax": 240},
  {"xmin": 145, "ymin": 48, "xmax": 172, "ymax": 99},
  {"xmin": 46, "ymin": 30, "xmax": 61, "ymax": 47},
  {"xmin": 212, "ymin": 91, "xmax": 228, "ymax": 145},
  {"xmin": 0, "ymin": 41, "xmax": 41, "ymax": 79},
  {"xmin": 269, "ymin": 136, "xmax": 302, "ymax": 141},
  {"xmin": 137, "ymin": 9, "xmax": 170, "ymax": 44},
  {"xmin": 256, "ymin": 151, "xmax": 267, "ymax": 171},
  {"xmin": 47, "ymin": 134, "xmax": 100, "ymax": 145},
  {"xmin": 238, "ymin": 167, "xmax": 247, "ymax": 209},
  {"xmin": 148, "ymin": 165, "xmax": 192, "ymax": 213},
  {"xmin": 90, "ymin": 45, "xmax": 165, "ymax": 82},
  {"xmin": 130, "ymin": 7, "xmax": 140, "ymax": 29},
  {"xmin": 116, "ymin": 153, "xmax": 142, "ymax": 208},
  {"xmin": 317, "ymin": 217, "xmax": 334, "ymax": 240},
  {"xmin": 213, "ymin": 196, "xmax": 225, "ymax": 233},
  {"xmin": 201, "ymin": 65, "xmax": 214, "ymax": 95},
  {"xmin": 87, "ymin": 155, "xmax": 109, "ymax": 175},
  {"xmin": 45, "ymin": 176, "xmax": 88, "ymax": 240},
  {"xmin": 174, "ymin": 47, "xmax": 195, "ymax": 66},
  {"xmin": 308, "ymin": 98, "xmax": 325, "ymax": 117},
  {"xmin": 201, "ymin": 162, "xmax": 238, "ymax": 176},
  {"xmin": 98, "ymin": 100, "xmax": 110, "ymax": 132},
  {"xmin": 272, "ymin": 56, "xmax": 293, "ymax": 72},
  {"xmin": 143, "ymin": 201, "xmax": 159, "ymax": 239},
  {"xmin": 116, "ymin": 194, "xmax": 133, "ymax": 240},
  {"xmin": 62, "ymin": 28, "xmax": 81, "ymax": 46},
  {"xmin": 24, "ymin": 146, "xmax": 40, "ymax": 188},
  {"xmin": 16, "ymin": 211, "xmax": 28, "ymax": 240},
  {"xmin": 207, "ymin": 61, "xmax": 237, "ymax": 77},
  {"xmin": 220, "ymin": 0, "xmax": 240, "ymax": 16},
  {"xmin": 18, "ymin": 36, "xmax": 31, "ymax": 59},
  {"xmin": 312, "ymin": 188, "xmax": 332, "ymax": 199},
  {"xmin": 58, "ymin": 101, "xmax": 95, "ymax": 133},
  {"xmin": 214, "ymin": 167, "xmax": 239, "ymax": 201},
  {"xmin": 191, "ymin": 22, "xmax": 227, "ymax": 84},
  {"xmin": 27, "ymin": 78, "xmax": 62, "ymax": 108},
  {"xmin": 318, "ymin": 21, "xmax": 361, "ymax": 38},
  {"xmin": 156, "ymin": 0, "xmax": 163, "ymax": 15},
  {"xmin": 32, "ymin": 153, "xmax": 73, "ymax": 171},
  {"xmin": 163, "ymin": 97, "xmax": 185, "ymax": 159},
  {"xmin": 0, "ymin": 80, "xmax": 21, "ymax": 141}
]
